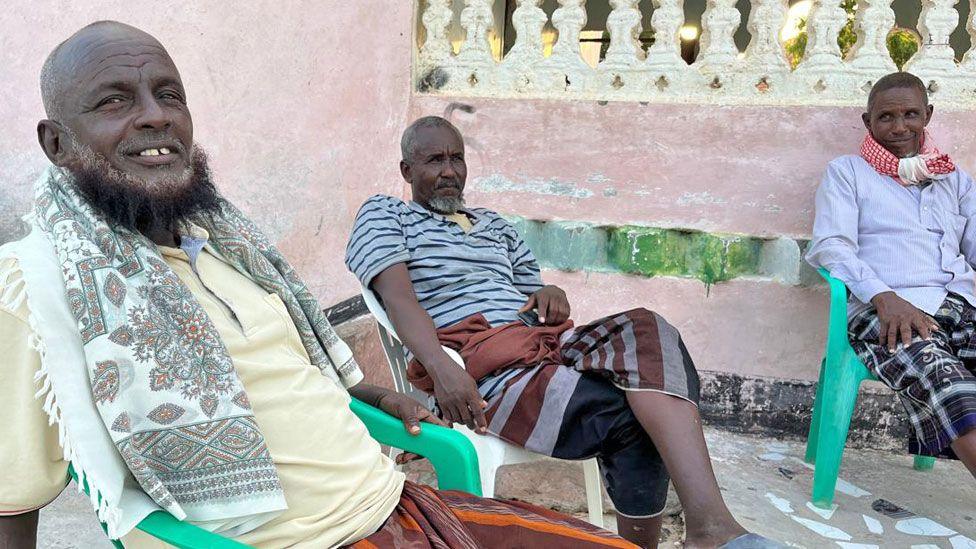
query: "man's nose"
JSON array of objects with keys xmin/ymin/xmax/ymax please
[
  {"xmin": 891, "ymin": 117, "xmax": 908, "ymax": 134},
  {"xmin": 133, "ymin": 94, "xmax": 172, "ymax": 131},
  {"xmin": 439, "ymin": 159, "xmax": 458, "ymax": 178}
]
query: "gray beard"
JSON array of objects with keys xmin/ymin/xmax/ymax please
[{"xmin": 428, "ymin": 195, "xmax": 465, "ymax": 215}]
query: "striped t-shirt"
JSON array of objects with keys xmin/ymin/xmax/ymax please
[{"xmin": 345, "ymin": 195, "xmax": 544, "ymax": 330}]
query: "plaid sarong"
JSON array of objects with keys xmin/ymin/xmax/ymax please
[
  {"xmin": 849, "ymin": 294, "xmax": 976, "ymax": 457},
  {"xmin": 345, "ymin": 480, "xmax": 635, "ymax": 549}
]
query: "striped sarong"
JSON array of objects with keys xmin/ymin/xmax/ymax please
[
  {"xmin": 345, "ymin": 480, "xmax": 636, "ymax": 548},
  {"xmin": 418, "ymin": 307, "xmax": 700, "ymax": 517},
  {"xmin": 479, "ymin": 308, "xmax": 700, "ymax": 452},
  {"xmin": 849, "ymin": 293, "xmax": 976, "ymax": 458}
]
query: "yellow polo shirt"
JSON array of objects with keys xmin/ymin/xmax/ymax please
[{"xmin": 0, "ymin": 242, "xmax": 403, "ymax": 548}]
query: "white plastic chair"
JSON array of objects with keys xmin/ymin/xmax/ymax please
[{"xmin": 361, "ymin": 287, "xmax": 605, "ymax": 527}]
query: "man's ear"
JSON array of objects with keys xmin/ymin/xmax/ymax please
[
  {"xmin": 861, "ymin": 112, "xmax": 872, "ymax": 133},
  {"xmin": 37, "ymin": 120, "xmax": 71, "ymax": 166},
  {"xmin": 924, "ymin": 104, "xmax": 934, "ymax": 126},
  {"xmin": 399, "ymin": 160, "xmax": 411, "ymax": 184}
]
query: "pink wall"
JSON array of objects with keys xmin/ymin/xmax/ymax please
[{"xmin": 4, "ymin": 3, "xmax": 976, "ymax": 381}]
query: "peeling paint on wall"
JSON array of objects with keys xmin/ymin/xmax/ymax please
[
  {"xmin": 475, "ymin": 173, "xmax": 594, "ymax": 198},
  {"xmin": 507, "ymin": 216, "xmax": 817, "ymax": 287}
]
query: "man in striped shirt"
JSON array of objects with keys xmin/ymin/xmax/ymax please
[{"xmin": 346, "ymin": 117, "xmax": 783, "ymax": 549}]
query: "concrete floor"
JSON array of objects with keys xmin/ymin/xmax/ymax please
[{"xmin": 37, "ymin": 427, "xmax": 976, "ymax": 548}]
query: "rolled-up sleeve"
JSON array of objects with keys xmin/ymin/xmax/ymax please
[
  {"xmin": 805, "ymin": 161, "xmax": 892, "ymax": 304},
  {"xmin": 0, "ymin": 260, "xmax": 68, "ymax": 515}
]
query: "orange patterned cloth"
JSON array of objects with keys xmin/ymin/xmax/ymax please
[
  {"xmin": 345, "ymin": 481, "xmax": 636, "ymax": 549},
  {"xmin": 860, "ymin": 130, "xmax": 955, "ymax": 185}
]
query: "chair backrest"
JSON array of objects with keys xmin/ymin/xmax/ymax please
[{"xmin": 361, "ymin": 286, "xmax": 431, "ymax": 405}]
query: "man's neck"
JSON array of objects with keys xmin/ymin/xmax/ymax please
[{"xmin": 144, "ymin": 223, "xmax": 179, "ymax": 248}]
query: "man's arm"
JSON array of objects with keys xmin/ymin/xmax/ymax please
[
  {"xmin": 0, "ymin": 512, "xmax": 38, "ymax": 549},
  {"xmin": 371, "ymin": 264, "xmax": 487, "ymax": 433},
  {"xmin": 806, "ymin": 162, "xmax": 936, "ymax": 349},
  {"xmin": 806, "ymin": 162, "xmax": 892, "ymax": 303}
]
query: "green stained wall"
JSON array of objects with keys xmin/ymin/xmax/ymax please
[{"xmin": 508, "ymin": 217, "xmax": 811, "ymax": 286}]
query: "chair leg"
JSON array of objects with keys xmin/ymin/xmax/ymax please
[
  {"xmin": 480, "ymin": 461, "xmax": 500, "ymax": 498},
  {"xmin": 582, "ymin": 458, "xmax": 604, "ymax": 528},
  {"xmin": 811, "ymin": 353, "xmax": 863, "ymax": 509},
  {"xmin": 913, "ymin": 455, "xmax": 936, "ymax": 471},
  {"xmin": 805, "ymin": 358, "xmax": 828, "ymax": 464}
]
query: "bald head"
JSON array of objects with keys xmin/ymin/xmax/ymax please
[{"xmin": 40, "ymin": 21, "xmax": 168, "ymax": 121}]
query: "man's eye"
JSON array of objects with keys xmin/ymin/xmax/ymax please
[
  {"xmin": 160, "ymin": 91, "xmax": 184, "ymax": 102},
  {"xmin": 97, "ymin": 96, "xmax": 125, "ymax": 107}
]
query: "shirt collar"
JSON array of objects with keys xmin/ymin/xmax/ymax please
[{"xmin": 408, "ymin": 200, "xmax": 481, "ymax": 224}]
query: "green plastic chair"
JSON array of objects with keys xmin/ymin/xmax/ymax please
[
  {"xmin": 70, "ymin": 397, "xmax": 482, "ymax": 548},
  {"xmin": 804, "ymin": 268, "xmax": 936, "ymax": 509}
]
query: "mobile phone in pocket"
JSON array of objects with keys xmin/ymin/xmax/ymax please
[{"xmin": 518, "ymin": 309, "xmax": 542, "ymax": 327}]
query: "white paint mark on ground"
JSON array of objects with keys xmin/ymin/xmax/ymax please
[
  {"xmin": 765, "ymin": 492, "xmax": 794, "ymax": 514},
  {"xmin": 836, "ymin": 543, "xmax": 879, "ymax": 549},
  {"xmin": 911, "ymin": 545, "xmax": 943, "ymax": 549},
  {"xmin": 759, "ymin": 452, "xmax": 787, "ymax": 461},
  {"xmin": 896, "ymin": 517, "xmax": 957, "ymax": 536},
  {"xmin": 862, "ymin": 515, "xmax": 884, "ymax": 535},
  {"xmin": 807, "ymin": 501, "xmax": 838, "ymax": 520},
  {"xmin": 793, "ymin": 458, "xmax": 816, "ymax": 471},
  {"xmin": 836, "ymin": 478, "xmax": 871, "ymax": 498},
  {"xmin": 790, "ymin": 516, "xmax": 853, "ymax": 541},
  {"xmin": 950, "ymin": 535, "xmax": 976, "ymax": 549}
]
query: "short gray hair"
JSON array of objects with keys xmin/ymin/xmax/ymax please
[{"xmin": 400, "ymin": 116, "xmax": 463, "ymax": 161}]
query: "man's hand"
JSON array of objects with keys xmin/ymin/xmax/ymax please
[
  {"xmin": 427, "ymin": 358, "xmax": 488, "ymax": 434},
  {"xmin": 376, "ymin": 390, "xmax": 449, "ymax": 434},
  {"xmin": 871, "ymin": 292, "xmax": 940, "ymax": 351},
  {"xmin": 520, "ymin": 285, "xmax": 570, "ymax": 325}
]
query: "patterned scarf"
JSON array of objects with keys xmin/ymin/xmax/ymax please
[
  {"xmin": 860, "ymin": 130, "xmax": 955, "ymax": 185},
  {"xmin": 32, "ymin": 167, "xmax": 362, "ymax": 522}
]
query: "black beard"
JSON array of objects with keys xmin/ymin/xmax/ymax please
[{"xmin": 68, "ymin": 147, "xmax": 220, "ymax": 234}]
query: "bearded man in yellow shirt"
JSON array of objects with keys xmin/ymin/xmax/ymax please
[{"xmin": 0, "ymin": 20, "xmax": 636, "ymax": 549}]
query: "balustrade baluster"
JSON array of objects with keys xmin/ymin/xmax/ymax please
[
  {"xmin": 740, "ymin": 0, "xmax": 790, "ymax": 83},
  {"xmin": 500, "ymin": 0, "xmax": 549, "ymax": 90},
  {"xmin": 903, "ymin": 0, "xmax": 961, "ymax": 80},
  {"xmin": 645, "ymin": 0, "xmax": 687, "ymax": 72},
  {"xmin": 600, "ymin": 0, "xmax": 644, "ymax": 70},
  {"xmin": 695, "ymin": 0, "xmax": 741, "ymax": 77},
  {"xmin": 455, "ymin": 0, "xmax": 497, "ymax": 89},
  {"xmin": 797, "ymin": 0, "xmax": 847, "ymax": 72},
  {"xmin": 847, "ymin": 0, "xmax": 897, "ymax": 80},
  {"xmin": 541, "ymin": 0, "xmax": 591, "ymax": 91},
  {"xmin": 960, "ymin": 0, "xmax": 976, "ymax": 73},
  {"xmin": 419, "ymin": 0, "xmax": 455, "ymax": 68}
]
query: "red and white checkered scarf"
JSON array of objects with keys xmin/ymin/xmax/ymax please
[{"xmin": 860, "ymin": 130, "xmax": 955, "ymax": 185}]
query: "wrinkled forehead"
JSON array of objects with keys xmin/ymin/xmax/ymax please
[
  {"xmin": 869, "ymin": 86, "xmax": 927, "ymax": 114},
  {"xmin": 414, "ymin": 125, "xmax": 465, "ymax": 153},
  {"xmin": 58, "ymin": 31, "xmax": 182, "ymax": 103}
]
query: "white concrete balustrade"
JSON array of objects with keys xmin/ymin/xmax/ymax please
[{"xmin": 416, "ymin": 0, "xmax": 976, "ymax": 106}]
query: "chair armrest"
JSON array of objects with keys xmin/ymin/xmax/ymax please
[
  {"xmin": 817, "ymin": 268, "xmax": 854, "ymax": 362},
  {"xmin": 68, "ymin": 464, "xmax": 252, "ymax": 549},
  {"xmin": 350, "ymin": 398, "xmax": 482, "ymax": 495}
]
